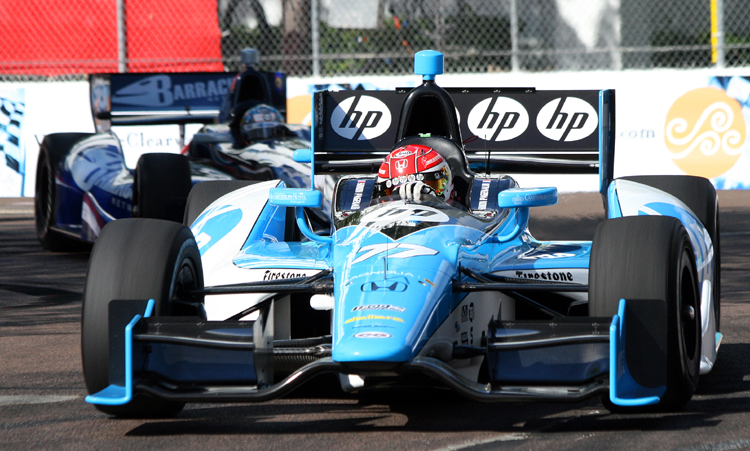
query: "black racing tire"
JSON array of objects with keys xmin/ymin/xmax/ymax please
[
  {"xmin": 132, "ymin": 153, "xmax": 192, "ymax": 223},
  {"xmin": 589, "ymin": 216, "xmax": 701, "ymax": 412},
  {"xmin": 183, "ymin": 180, "xmax": 258, "ymax": 226},
  {"xmin": 34, "ymin": 133, "xmax": 93, "ymax": 251},
  {"xmin": 620, "ymin": 175, "xmax": 720, "ymax": 331},
  {"xmin": 81, "ymin": 218, "xmax": 204, "ymax": 417}
]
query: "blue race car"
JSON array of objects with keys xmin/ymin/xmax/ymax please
[
  {"xmin": 34, "ymin": 49, "xmax": 328, "ymax": 251},
  {"xmin": 80, "ymin": 50, "xmax": 720, "ymax": 418}
]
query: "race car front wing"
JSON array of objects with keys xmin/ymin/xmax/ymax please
[{"xmin": 86, "ymin": 295, "xmax": 668, "ymax": 408}]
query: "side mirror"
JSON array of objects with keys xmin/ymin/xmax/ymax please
[
  {"xmin": 269, "ymin": 188, "xmax": 322, "ymax": 208},
  {"xmin": 268, "ymin": 187, "xmax": 331, "ymax": 243},
  {"xmin": 497, "ymin": 187, "xmax": 558, "ymax": 208}
]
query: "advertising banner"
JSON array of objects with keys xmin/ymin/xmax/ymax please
[
  {"xmin": 672, "ymin": 76, "xmax": 750, "ymax": 190},
  {"xmin": 0, "ymin": 88, "xmax": 25, "ymax": 197}
]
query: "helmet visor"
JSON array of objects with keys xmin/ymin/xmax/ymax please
[{"xmin": 422, "ymin": 167, "xmax": 451, "ymax": 197}]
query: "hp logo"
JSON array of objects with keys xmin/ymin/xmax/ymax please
[
  {"xmin": 331, "ymin": 95, "xmax": 392, "ymax": 140},
  {"xmin": 467, "ymin": 97, "xmax": 530, "ymax": 142},
  {"xmin": 536, "ymin": 97, "xmax": 598, "ymax": 142}
]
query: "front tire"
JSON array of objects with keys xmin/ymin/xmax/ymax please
[
  {"xmin": 81, "ymin": 218, "xmax": 204, "ymax": 417},
  {"xmin": 620, "ymin": 175, "xmax": 720, "ymax": 330},
  {"xmin": 589, "ymin": 216, "xmax": 701, "ymax": 412}
]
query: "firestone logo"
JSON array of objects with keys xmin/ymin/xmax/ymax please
[{"xmin": 664, "ymin": 87, "xmax": 746, "ymax": 179}]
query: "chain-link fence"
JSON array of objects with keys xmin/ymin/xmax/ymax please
[{"xmin": 1, "ymin": 0, "xmax": 749, "ymax": 81}]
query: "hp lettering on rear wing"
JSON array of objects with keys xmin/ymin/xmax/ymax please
[{"xmin": 311, "ymin": 88, "xmax": 615, "ymax": 192}]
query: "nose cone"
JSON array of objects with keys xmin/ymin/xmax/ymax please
[
  {"xmin": 331, "ymin": 260, "xmax": 454, "ymax": 365},
  {"xmin": 332, "ymin": 279, "xmax": 421, "ymax": 364},
  {"xmin": 330, "ymin": 225, "xmax": 459, "ymax": 366},
  {"xmin": 332, "ymin": 330, "xmax": 413, "ymax": 363}
]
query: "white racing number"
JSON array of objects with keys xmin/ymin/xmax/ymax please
[
  {"xmin": 522, "ymin": 252, "xmax": 576, "ymax": 260},
  {"xmin": 359, "ymin": 204, "xmax": 450, "ymax": 226},
  {"xmin": 536, "ymin": 97, "xmax": 598, "ymax": 142},
  {"xmin": 331, "ymin": 95, "xmax": 392, "ymax": 140},
  {"xmin": 352, "ymin": 243, "xmax": 438, "ymax": 264}
]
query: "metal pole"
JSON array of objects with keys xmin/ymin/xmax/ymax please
[
  {"xmin": 311, "ymin": 0, "xmax": 320, "ymax": 77},
  {"xmin": 510, "ymin": 0, "xmax": 519, "ymax": 72},
  {"xmin": 117, "ymin": 0, "xmax": 126, "ymax": 72},
  {"xmin": 711, "ymin": 0, "xmax": 725, "ymax": 68},
  {"xmin": 612, "ymin": 0, "xmax": 622, "ymax": 70}
]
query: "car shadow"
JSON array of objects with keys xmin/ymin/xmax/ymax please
[{"xmin": 122, "ymin": 340, "xmax": 750, "ymax": 437}]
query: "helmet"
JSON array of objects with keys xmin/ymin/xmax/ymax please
[
  {"xmin": 240, "ymin": 104, "xmax": 283, "ymax": 142},
  {"xmin": 376, "ymin": 144, "xmax": 453, "ymax": 200}
]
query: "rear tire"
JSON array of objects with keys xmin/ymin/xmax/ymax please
[
  {"xmin": 183, "ymin": 180, "xmax": 258, "ymax": 226},
  {"xmin": 82, "ymin": 218, "xmax": 204, "ymax": 417},
  {"xmin": 34, "ymin": 133, "xmax": 92, "ymax": 251},
  {"xmin": 589, "ymin": 216, "xmax": 701, "ymax": 412},
  {"xmin": 132, "ymin": 153, "xmax": 192, "ymax": 222},
  {"xmin": 620, "ymin": 175, "xmax": 720, "ymax": 330}
]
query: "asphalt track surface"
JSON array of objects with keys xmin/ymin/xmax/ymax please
[{"xmin": 2, "ymin": 191, "xmax": 750, "ymax": 451}]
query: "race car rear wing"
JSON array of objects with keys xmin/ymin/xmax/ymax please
[
  {"xmin": 310, "ymin": 83, "xmax": 616, "ymax": 196},
  {"xmin": 89, "ymin": 72, "xmax": 238, "ymax": 132}
]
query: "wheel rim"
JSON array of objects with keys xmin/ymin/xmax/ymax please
[{"xmin": 170, "ymin": 257, "xmax": 201, "ymax": 316}]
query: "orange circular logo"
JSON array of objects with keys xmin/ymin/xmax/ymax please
[
  {"xmin": 664, "ymin": 87, "xmax": 746, "ymax": 179},
  {"xmin": 287, "ymin": 94, "xmax": 312, "ymax": 125}
]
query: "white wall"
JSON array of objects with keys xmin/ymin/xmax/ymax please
[{"xmin": 3, "ymin": 67, "xmax": 750, "ymax": 197}]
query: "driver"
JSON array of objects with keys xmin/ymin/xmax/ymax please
[
  {"xmin": 375, "ymin": 144, "xmax": 454, "ymax": 202},
  {"xmin": 240, "ymin": 104, "xmax": 283, "ymax": 143}
]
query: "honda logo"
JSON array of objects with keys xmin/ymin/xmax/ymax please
[{"xmin": 361, "ymin": 281, "xmax": 408, "ymax": 292}]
